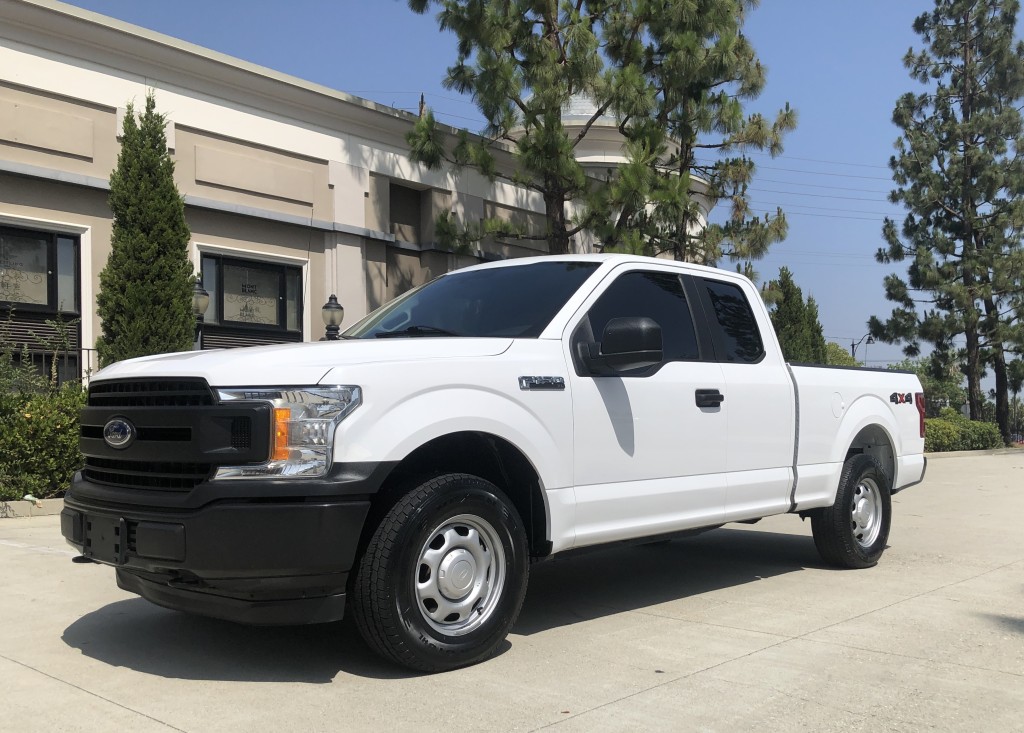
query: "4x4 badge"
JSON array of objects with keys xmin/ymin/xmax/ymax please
[{"xmin": 103, "ymin": 417, "xmax": 136, "ymax": 449}]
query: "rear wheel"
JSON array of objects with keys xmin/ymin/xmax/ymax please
[
  {"xmin": 812, "ymin": 454, "xmax": 891, "ymax": 569},
  {"xmin": 351, "ymin": 473, "xmax": 529, "ymax": 672}
]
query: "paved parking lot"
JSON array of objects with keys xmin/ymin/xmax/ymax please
[{"xmin": 2, "ymin": 451, "xmax": 1022, "ymax": 732}]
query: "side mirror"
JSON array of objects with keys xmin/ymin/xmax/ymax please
[{"xmin": 581, "ymin": 317, "xmax": 664, "ymax": 375}]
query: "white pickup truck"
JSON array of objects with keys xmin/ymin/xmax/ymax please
[{"xmin": 63, "ymin": 254, "xmax": 926, "ymax": 671}]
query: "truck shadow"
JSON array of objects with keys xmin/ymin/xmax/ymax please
[
  {"xmin": 61, "ymin": 602, "xmax": 412, "ymax": 683},
  {"xmin": 61, "ymin": 527, "xmax": 823, "ymax": 682},
  {"xmin": 515, "ymin": 527, "xmax": 822, "ymax": 635}
]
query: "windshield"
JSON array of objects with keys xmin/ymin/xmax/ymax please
[{"xmin": 344, "ymin": 261, "xmax": 600, "ymax": 339}]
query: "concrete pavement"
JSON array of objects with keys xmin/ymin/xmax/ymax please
[{"xmin": 1, "ymin": 451, "xmax": 1022, "ymax": 732}]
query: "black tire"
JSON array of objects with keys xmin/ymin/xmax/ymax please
[
  {"xmin": 351, "ymin": 473, "xmax": 529, "ymax": 672},
  {"xmin": 811, "ymin": 454, "xmax": 892, "ymax": 569}
]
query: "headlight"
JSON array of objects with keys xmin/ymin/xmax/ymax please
[{"xmin": 213, "ymin": 385, "xmax": 361, "ymax": 479}]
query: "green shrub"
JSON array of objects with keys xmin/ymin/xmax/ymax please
[
  {"xmin": 924, "ymin": 408, "xmax": 1005, "ymax": 452},
  {"xmin": 0, "ymin": 383, "xmax": 86, "ymax": 501},
  {"xmin": 924, "ymin": 418, "xmax": 961, "ymax": 452},
  {"xmin": 959, "ymin": 419, "xmax": 1004, "ymax": 450}
]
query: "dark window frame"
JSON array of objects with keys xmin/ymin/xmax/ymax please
[
  {"xmin": 201, "ymin": 254, "xmax": 303, "ymax": 335},
  {"xmin": 0, "ymin": 224, "xmax": 80, "ymax": 315}
]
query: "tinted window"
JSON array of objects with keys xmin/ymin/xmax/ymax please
[
  {"xmin": 703, "ymin": 278, "xmax": 764, "ymax": 363},
  {"xmin": 586, "ymin": 271, "xmax": 699, "ymax": 361},
  {"xmin": 201, "ymin": 255, "xmax": 302, "ymax": 333},
  {"xmin": 346, "ymin": 261, "xmax": 600, "ymax": 338}
]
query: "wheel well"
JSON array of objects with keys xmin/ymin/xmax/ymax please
[
  {"xmin": 360, "ymin": 432, "xmax": 550, "ymax": 559},
  {"xmin": 844, "ymin": 425, "xmax": 895, "ymax": 485}
]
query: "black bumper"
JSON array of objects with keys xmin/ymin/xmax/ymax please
[{"xmin": 61, "ymin": 464, "xmax": 390, "ymax": 625}]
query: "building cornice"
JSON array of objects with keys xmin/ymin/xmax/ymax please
[{"xmin": 0, "ymin": 0, "xmax": 503, "ymax": 160}]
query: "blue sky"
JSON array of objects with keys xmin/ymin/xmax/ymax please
[{"xmin": 63, "ymin": 0, "xmax": 940, "ymax": 367}]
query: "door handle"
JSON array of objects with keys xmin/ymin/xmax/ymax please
[{"xmin": 695, "ymin": 389, "xmax": 725, "ymax": 408}]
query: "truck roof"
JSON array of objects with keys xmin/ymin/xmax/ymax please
[{"xmin": 454, "ymin": 253, "xmax": 748, "ymax": 283}]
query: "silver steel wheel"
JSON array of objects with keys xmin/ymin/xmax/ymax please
[
  {"xmin": 413, "ymin": 513, "xmax": 506, "ymax": 636},
  {"xmin": 850, "ymin": 476, "xmax": 883, "ymax": 548}
]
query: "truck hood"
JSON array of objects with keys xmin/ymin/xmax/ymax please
[{"xmin": 90, "ymin": 338, "xmax": 514, "ymax": 387}]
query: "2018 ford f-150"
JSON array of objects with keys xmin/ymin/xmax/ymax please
[{"xmin": 62, "ymin": 254, "xmax": 927, "ymax": 671}]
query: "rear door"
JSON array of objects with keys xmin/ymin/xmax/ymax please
[{"xmin": 695, "ymin": 275, "xmax": 796, "ymax": 520}]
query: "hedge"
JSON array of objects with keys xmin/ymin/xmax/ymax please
[
  {"xmin": 924, "ymin": 409, "xmax": 1004, "ymax": 453},
  {"xmin": 0, "ymin": 384, "xmax": 86, "ymax": 501}
]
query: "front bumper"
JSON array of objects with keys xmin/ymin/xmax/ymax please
[{"xmin": 60, "ymin": 464, "xmax": 391, "ymax": 625}]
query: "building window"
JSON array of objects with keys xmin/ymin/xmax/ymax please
[
  {"xmin": 199, "ymin": 254, "xmax": 302, "ymax": 348},
  {"xmin": 0, "ymin": 224, "xmax": 82, "ymax": 383},
  {"xmin": 390, "ymin": 182, "xmax": 423, "ymax": 244},
  {"xmin": 0, "ymin": 226, "xmax": 79, "ymax": 314}
]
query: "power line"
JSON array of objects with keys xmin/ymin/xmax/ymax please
[
  {"xmin": 743, "ymin": 149, "xmax": 891, "ymax": 170},
  {"xmin": 749, "ymin": 187, "xmax": 893, "ymax": 203},
  {"xmin": 351, "ymin": 90, "xmax": 480, "ymax": 108},
  {"xmin": 752, "ymin": 210, "xmax": 884, "ymax": 222},
  {"xmin": 772, "ymin": 248, "xmax": 876, "ymax": 259},
  {"xmin": 748, "ymin": 199, "xmax": 893, "ymax": 216},
  {"xmin": 755, "ymin": 177, "xmax": 892, "ymax": 193},
  {"xmin": 748, "ymin": 164, "xmax": 892, "ymax": 181}
]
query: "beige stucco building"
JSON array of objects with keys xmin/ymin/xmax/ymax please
[{"xmin": 0, "ymin": 0, "xmax": 712, "ymax": 379}]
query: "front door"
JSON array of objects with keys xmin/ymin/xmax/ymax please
[{"xmin": 565, "ymin": 266, "xmax": 728, "ymax": 548}]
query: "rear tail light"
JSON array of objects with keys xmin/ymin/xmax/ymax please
[{"xmin": 915, "ymin": 392, "xmax": 926, "ymax": 438}]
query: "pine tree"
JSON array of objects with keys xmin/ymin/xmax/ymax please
[
  {"xmin": 407, "ymin": 1, "xmax": 603, "ymax": 254},
  {"xmin": 96, "ymin": 93, "xmax": 194, "ymax": 367},
  {"xmin": 595, "ymin": 0, "xmax": 796, "ymax": 266},
  {"xmin": 767, "ymin": 267, "xmax": 826, "ymax": 363},
  {"xmin": 407, "ymin": 0, "xmax": 794, "ymax": 263},
  {"xmin": 870, "ymin": 0, "xmax": 1024, "ymax": 444}
]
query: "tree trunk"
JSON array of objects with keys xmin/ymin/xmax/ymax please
[
  {"xmin": 960, "ymin": 9, "xmax": 984, "ymax": 423},
  {"xmin": 992, "ymin": 349, "xmax": 1011, "ymax": 444},
  {"xmin": 544, "ymin": 189, "xmax": 571, "ymax": 255},
  {"xmin": 982, "ymin": 295, "xmax": 1011, "ymax": 443},
  {"xmin": 964, "ymin": 323, "xmax": 984, "ymax": 420}
]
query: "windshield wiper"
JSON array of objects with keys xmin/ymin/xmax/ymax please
[{"xmin": 375, "ymin": 325, "xmax": 462, "ymax": 338}]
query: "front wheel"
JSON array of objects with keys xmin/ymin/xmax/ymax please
[
  {"xmin": 811, "ymin": 454, "xmax": 892, "ymax": 569},
  {"xmin": 351, "ymin": 473, "xmax": 529, "ymax": 672}
]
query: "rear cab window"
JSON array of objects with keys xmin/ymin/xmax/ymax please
[{"xmin": 701, "ymin": 278, "xmax": 765, "ymax": 364}]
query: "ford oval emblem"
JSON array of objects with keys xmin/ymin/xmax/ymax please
[{"xmin": 102, "ymin": 417, "xmax": 136, "ymax": 449}]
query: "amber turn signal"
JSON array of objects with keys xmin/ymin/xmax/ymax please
[{"xmin": 272, "ymin": 407, "xmax": 291, "ymax": 460}]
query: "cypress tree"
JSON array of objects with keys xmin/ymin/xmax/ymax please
[
  {"xmin": 870, "ymin": 0, "xmax": 1024, "ymax": 443},
  {"xmin": 768, "ymin": 267, "xmax": 826, "ymax": 363},
  {"xmin": 97, "ymin": 93, "xmax": 194, "ymax": 366}
]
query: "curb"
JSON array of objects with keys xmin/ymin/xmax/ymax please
[
  {"xmin": 925, "ymin": 447, "xmax": 1024, "ymax": 460},
  {"xmin": 0, "ymin": 498, "xmax": 65, "ymax": 519}
]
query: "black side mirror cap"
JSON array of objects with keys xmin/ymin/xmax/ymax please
[{"xmin": 581, "ymin": 316, "xmax": 664, "ymax": 375}]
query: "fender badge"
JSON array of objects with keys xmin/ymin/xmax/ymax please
[{"xmin": 519, "ymin": 376, "xmax": 565, "ymax": 391}]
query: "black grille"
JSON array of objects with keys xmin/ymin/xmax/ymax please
[
  {"xmin": 83, "ymin": 457, "xmax": 212, "ymax": 491},
  {"xmin": 88, "ymin": 379, "xmax": 214, "ymax": 407}
]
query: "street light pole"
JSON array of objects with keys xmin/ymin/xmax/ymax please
[
  {"xmin": 851, "ymin": 333, "xmax": 875, "ymax": 363},
  {"xmin": 191, "ymin": 276, "xmax": 210, "ymax": 351}
]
